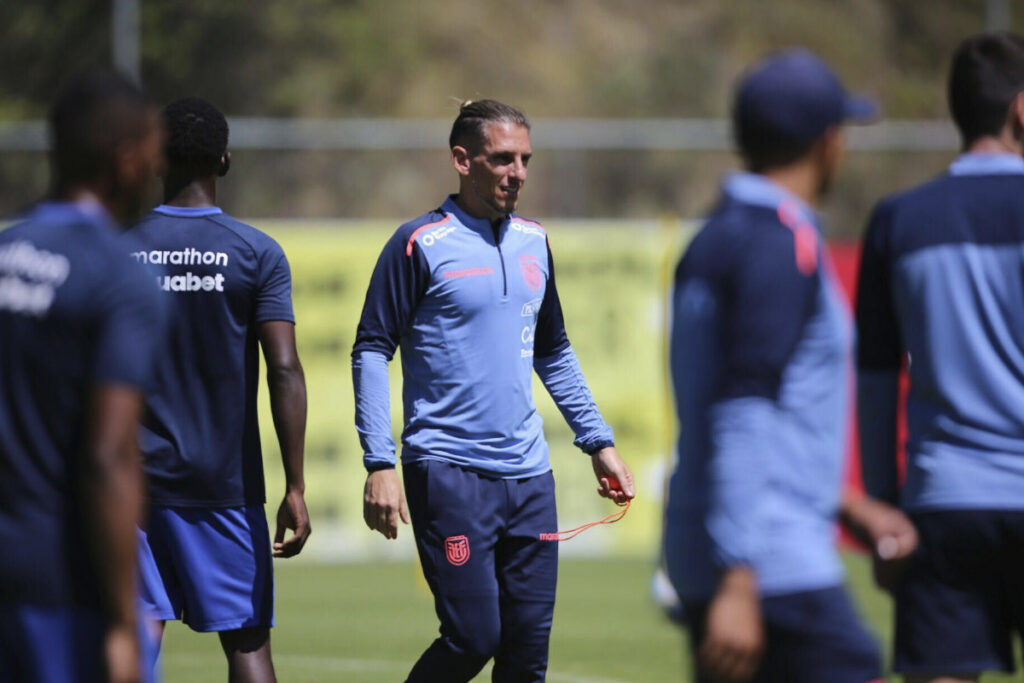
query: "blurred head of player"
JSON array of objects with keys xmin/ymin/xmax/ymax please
[
  {"xmin": 162, "ymin": 97, "xmax": 230, "ymax": 202},
  {"xmin": 948, "ymin": 32, "xmax": 1024, "ymax": 151},
  {"xmin": 733, "ymin": 48, "xmax": 876, "ymax": 199},
  {"xmin": 48, "ymin": 70, "xmax": 163, "ymax": 224},
  {"xmin": 450, "ymin": 99, "xmax": 532, "ymax": 221}
]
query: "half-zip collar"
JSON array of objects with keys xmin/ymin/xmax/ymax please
[{"xmin": 442, "ymin": 195, "xmax": 511, "ymax": 297}]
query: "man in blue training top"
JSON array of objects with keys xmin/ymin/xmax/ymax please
[
  {"xmin": 353, "ymin": 99, "xmax": 636, "ymax": 682},
  {"xmin": 857, "ymin": 33, "xmax": 1024, "ymax": 683},
  {"xmin": 0, "ymin": 70, "xmax": 165, "ymax": 683},
  {"xmin": 131, "ymin": 98, "xmax": 310, "ymax": 683},
  {"xmin": 665, "ymin": 49, "xmax": 917, "ymax": 683}
]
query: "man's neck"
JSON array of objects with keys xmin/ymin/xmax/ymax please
[
  {"xmin": 453, "ymin": 192, "xmax": 504, "ymax": 225},
  {"xmin": 53, "ymin": 184, "xmax": 118, "ymax": 222},
  {"xmin": 164, "ymin": 177, "xmax": 217, "ymax": 208},
  {"xmin": 965, "ymin": 133, "xmax": 1024, "ymax": 157},
  {"xmin": 759, "ymin": 162, "xmax": 819, "ymax": 207}
]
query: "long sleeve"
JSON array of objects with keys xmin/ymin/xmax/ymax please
[
  {"xmin": 533, "ymin": 245, "xmax": 614, "ymax": 454},
  {"xmin": 534, "ymin": 346, "xmax": 615, "ymax": 454},
  {"xmin": 352, "ymin": 225, "xmax": 431, "ymax": 359},
  {"xmin": 706, "ymin": 397, "xmax": 775, "ymax": 566},
  {"xmin": 533, "ymin": 244, "xmax": 570, "ymax": 358},
  {"xmin": 351, "ymin": 225, "xmax": 430, "ymax": 470},
  {"xmin": 704, "ymin": 225, "xmax": 819, "ymax": 567},
  {"xmin": 352, "ymin": 350, "xmax": 396, "ymax": 470},
  {"xmin": 855, "ymin": 201, "xmax": 902, "ymax": 503},
  {"xmin": 857, "ymin": 371, "xmax": 900, "ymax": 503}
]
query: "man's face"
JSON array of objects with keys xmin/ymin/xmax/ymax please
[
  {"xmin": 815, "ymin": 126, "xmax": 845, "ymax": 198},
  {"xmin": 455, "ymin": 121, "xmax": 532, "ymax": 221},
  {"xmin": 110, "ymin": 109, "xmax": 166, "ymax": 225}
]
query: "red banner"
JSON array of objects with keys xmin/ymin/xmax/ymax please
[{"xmin": 829, "ymin": 242, "xmax": 908, "ymax": 502}]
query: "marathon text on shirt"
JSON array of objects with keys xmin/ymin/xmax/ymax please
[
  {"xmin": 131, "ymin": 248, "xmax": 229, "ymax": 267},
  {"xmin": 130, "ymin": 248, "xmax": 230, "ymax": 293}
]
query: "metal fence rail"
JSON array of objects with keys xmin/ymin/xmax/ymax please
[{"xmin": 0, "ymin": 118, "xmax": 960, "ymax": 153}]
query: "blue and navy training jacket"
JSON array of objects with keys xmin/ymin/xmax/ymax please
[
  {"xmin": 352, "ymin": 195, "xmax": 614, "ymax": 479},
  {"xmin": 665, "ymin": 173, "xmax": 851, "ymax": 600},
  {"xmin": 857, "ymin": 153, "xmax": 1024, "ymax": 512}
]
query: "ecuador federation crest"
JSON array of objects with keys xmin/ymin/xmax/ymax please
[
  {"xmin": 519, "ymin": 254, "xmax": 544, "ymax": 293},
  {"xmin": 444, "ymin": 535, "xmax": 470, "ymax": 566}
]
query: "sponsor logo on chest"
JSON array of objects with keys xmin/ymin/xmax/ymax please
[
  {"xmin": 510, "ymin": 221, "xmax": 546, "ymax": 238},
  {"xmin": 420, "ymin": 224, "xmax": 458, "ymax": 247}
]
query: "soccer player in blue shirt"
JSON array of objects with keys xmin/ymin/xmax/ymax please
[
  {"xmin": 353, "ymin": 99, "xmax": 636, "ymax": 682},
  {"xmin": 0, "ymin": 71, "xmax": 165, "ymax": 682},
  {"xmin": 858, "ymin": 33, "xmax": 1024, "ymax": 682},
  {"xmin": 665, "ymin": 49, "xmax": 917, "ymax": 683},
  {"xmin": 131, "ymin": 98, "xmax": 309, "ymax": 682}
]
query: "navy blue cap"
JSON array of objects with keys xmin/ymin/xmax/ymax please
[{"xmin": 734, "ymin": 48, "xmax": 878, "ymax": 146}]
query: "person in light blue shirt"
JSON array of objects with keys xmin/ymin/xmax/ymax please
[
  {"xmin": 857, "ymin": 33, "xmax": 1024, "ymax": 682},
  {"xmin": 666, "ymin": 49, "xmax": 917, "ymax": 683},
  {"xmin": 353, "ymin": 100, "xmax": 635, "ymax": 682}
]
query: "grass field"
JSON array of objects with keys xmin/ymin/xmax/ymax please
[{"xmin": 160, "ymin": 553, "xmax": 1019, "ymax": 683}]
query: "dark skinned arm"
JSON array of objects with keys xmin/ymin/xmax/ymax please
[
  {"xmin": 81, "ymin": 385, "xmax": 144, "ymax": 683},
  {"xmin": 259, "ymin": 320, "xmax": 310, "ymax": 557},
  {"xmin": 839, "ymin": 489, "xmax": 918, "ymax": 591}
]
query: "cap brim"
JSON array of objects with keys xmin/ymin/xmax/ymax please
[{"xmin": 843, "ymin": 94, "xmax": 879, "ymax": 124}]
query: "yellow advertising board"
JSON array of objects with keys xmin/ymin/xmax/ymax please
[{"xmin": 255, "ymin": 218, "xmax": 695, "ymax": 559}]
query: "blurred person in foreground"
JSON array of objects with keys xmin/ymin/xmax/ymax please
[
  {"xmin": 352, "ymin": 99, "xmax": 635, "ymax": 682},
  {"xmin": 130, "ymin": 98, "xmax": 309, "ymax": 683},
  {"xmin": 0, "ymin": 70, "xmax": 164, "ymax": 682},
  {"xmin": 664, "ymin": 49, "xmax": 917, "ymax": 683},
  {"xmin": 857, "ymin": 33, "xmax": 1024, "ymax": 683}
]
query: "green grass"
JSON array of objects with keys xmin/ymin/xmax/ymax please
[{"xmin": 160, "ymin": 553, "xmax": 1019, "ymax": 682}]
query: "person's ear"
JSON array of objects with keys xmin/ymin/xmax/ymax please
[
  {"xmin": 114, "ymin": 138, "xmax": 144, "ymax": 188},
  {"xmin": 820, "ymin": 126, "xmax": 845, "ymax": 169},
  {"xmin": 451, "ymin": 145, "xmax": 471, "ymax": 177},
  {"xmin": 218, "ymin": 151, "xmax": 231, "ymax": 177},
  {"xmin": 1009, "ymin": 92, "xmax": 1024, "ymax": 142}
]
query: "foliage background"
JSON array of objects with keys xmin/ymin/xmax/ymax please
[{"xmin": 3, "ymin": 1, "xmax": 1024, "ymax": 235}]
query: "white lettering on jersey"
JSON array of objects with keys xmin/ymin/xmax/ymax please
[
  {"xmin": 131, "ymin": 248, "xmax": 230, "ymax": 294},
  {"xmin": 155, "ymin": 272, "xmax": 226, "ymax": 293},
  {"xmin": 521, "ymin": 297, "xmax": 543, "ymax": 318},
  {"xmin": 421, "ymin": 225, "xmax": 458, "ymax": 247},
  {"xmin": 510, "ymin": 222, "xmax": 546, "ymax": 239},
  {"xmin": 130, "ymin": 248, "xmax": 229, "ymax": 267},
  {"xmin": 0, "ymin": 241, "xmax": 70, "ymax": 316}
]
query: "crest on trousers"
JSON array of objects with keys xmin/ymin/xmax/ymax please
[
  {"xmin": 444, "ymin": 535, "xmax": 470, "ymax": 566},
  {"xmin": 519, "ymin": 254, "xmax": 544, "ymax": 293}
]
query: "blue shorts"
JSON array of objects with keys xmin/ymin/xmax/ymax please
[
  {"xmin": 0, "ymin": 605, "xmax": 157, "ymax": 683},
  {"xmin": 138, "ymin": 505, "xmax": 274, "ymax": 632},
  {"xmin": 894, "ymin": 510, "xmax": 1024, "ymax": 674},
  {"xmin": 684, "ymin": 586, "xmax": 881, "ymax": 683}
]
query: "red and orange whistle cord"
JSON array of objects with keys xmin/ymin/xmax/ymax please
[{"xmin": 539, "ymin": 476, "xmax": 631, "ymax": 542}]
